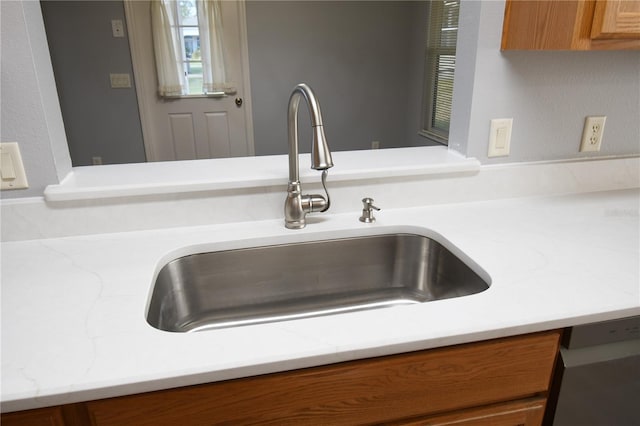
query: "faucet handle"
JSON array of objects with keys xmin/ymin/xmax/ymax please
[{"xmin": 359, "ymin": 198, "xmax": 380, "ymax": 223}]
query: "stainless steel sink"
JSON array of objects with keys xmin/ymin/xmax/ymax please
[{"xmin": 147, "ymin": 233, "xmax": 489, "ymax": 332}]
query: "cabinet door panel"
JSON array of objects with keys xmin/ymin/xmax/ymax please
[
  {"xmin": 501, "ymin": 0, "xmax": 591, "ymax": 50},
  {"xmin": 502, "ymin": 0, "xmax": 640, "ymax": 49},
  {"xmin": 592, "ymin": 0, "xmax": 640, "ymax": 39}
]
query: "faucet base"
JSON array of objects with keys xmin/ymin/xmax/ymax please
[
  {"xmin": 285, "ymin": 182, "xmax": 306, "ymax": 229},
  {"xmin": 285, "ymin": 182, "xmax": 331, "ymax": 229},
  {"xmin": 285, "ymin": 220, "xmax": 306, "ymax": 230}
]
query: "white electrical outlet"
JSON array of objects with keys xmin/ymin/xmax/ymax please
[
  {"xmin": 579, "ymin": 116, "xmax": 606, "ymax": 152},
  {"xmin": 111, "ymin": 19, "xmax": 125, "ymax": 38},
  {"xmin": 371, "ymin": 140, "xmax": 380, "ymax": 149}
]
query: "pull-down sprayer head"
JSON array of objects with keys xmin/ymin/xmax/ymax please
[{"xmin": 311, "ymin": 124, "xmax": 333, "ymax": 171}]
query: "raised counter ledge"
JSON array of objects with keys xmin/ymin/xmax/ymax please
[
  {"xmin": 2, "ymin": 188, "xmax": 639, "ymax": 412},
  {"xmin": 43, "ymin": 146, "xmax": 480, "ymax": 202}
]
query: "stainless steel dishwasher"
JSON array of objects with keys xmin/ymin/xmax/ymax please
[{"xmin": 550, "ymin": 316, "xmax": 640, "ymax": 426}]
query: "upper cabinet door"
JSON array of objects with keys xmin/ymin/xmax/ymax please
[
  {"xmin": 501, "ymin": 0, "xmax": 640, "ymax": 50},
  {"xmin": 591, "ymin": 0, "xmax": 640, "ymax": 39}
]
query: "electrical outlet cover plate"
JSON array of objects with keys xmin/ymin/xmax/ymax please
[
  {"xmin": 111, "ymin": 19, "xmax": 125, "ymax": 38},
  {"xmin": 580, "ymin": 116, "xmax": 606, "ymax": 152},
  {"xmin": 488, "ymin": 118, "xmax": 513, "ymax": 157}
]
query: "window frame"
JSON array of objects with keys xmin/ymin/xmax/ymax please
[
  {"xmin": 167, "ymin": 0, "xmax": 205, "ymax": 96},
  {"xmin": 420, "ymin": 0, "xmax": 460, "ymax": 146}
]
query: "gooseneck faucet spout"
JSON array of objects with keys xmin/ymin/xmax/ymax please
[{"xmin": 284, "ymin": 83, "xmax": 333, "ymax": 229}]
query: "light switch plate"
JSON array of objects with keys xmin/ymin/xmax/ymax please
[
  {"xmin": 488, "ymin": 118, "xmax": 513, "ymax": 157},
  {"xmin": 0, "ymin": 142, "xmax": 29, "ymax": 190}
]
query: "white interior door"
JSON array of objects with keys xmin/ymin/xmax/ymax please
[{"xmin": 125, "ymin": 0, "xmax": 254, "ymax": 162}]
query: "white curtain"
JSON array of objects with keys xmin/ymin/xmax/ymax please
[
  {"xmin": 197, "ymin": 0, "xmax": 236, "ymax": 95},
  {"xmin": 151, "ymin": 0, "xmax": 186, "ymax": 96},
  {"xmin": 151, "ymin": 0, "xmax": 235, "ymax": 97}
]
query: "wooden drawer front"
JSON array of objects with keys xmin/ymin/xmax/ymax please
[
  {"xmin": 1, "ymin": 406, "xmax": 65, "ymax": 426},
  {"xmin": 393, "ymin": 397, "xmax": 546, "ymax": 426},
  {"xmin": 85, "ymin": 331, "xmax": 560, "ymax": 425}
]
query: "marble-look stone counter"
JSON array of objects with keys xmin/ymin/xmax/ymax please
[{"xmin": 2, "ymin": 187, "xmax": 639, "ymax": 412}]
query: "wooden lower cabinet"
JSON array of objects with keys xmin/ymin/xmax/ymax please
[
  {"xmin": 392, "ymin": 397, "xmax": 546, "ymax": 426},
  {"xmin": 0, "ymin": 406, "xmax": 65, "ymax": 426},
  {"xmin": 2, "ymin": 330, "xmax": 560, "ymax": 426}
]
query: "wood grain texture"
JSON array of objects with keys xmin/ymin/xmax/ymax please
[
  {"xmin": 502, "ymin": 0, "xmax": 587, "ymax": 49},
  {"xmin": 502, "ymin": 0, "xmax": 640, "ymax": 50},
  {"xmin": 1, "ymin": 406, "xmax": 66, "ymax": 426},
  {"xmin": 591, "ymin": 0, "xmax": 640, "ymax": 38},
  {"xmin": 390, "ymin": 397, "xmax": 546, "ymax": 426},
  {"xmin": 83, "ymin": 331, "xmax": 560, "ymax": 426}
]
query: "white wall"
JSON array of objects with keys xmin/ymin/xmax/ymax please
[{"xmin": 1, "ymin": 0, "xmax": 639, "ymax": 200}]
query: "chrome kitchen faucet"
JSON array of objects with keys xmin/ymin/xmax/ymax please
[{"xmin": 284, "ymin": 83, "xmax": 333, "ymax": 229}]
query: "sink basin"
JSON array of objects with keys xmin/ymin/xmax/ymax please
[{"xmin": 147, "ymin": 233, "xmax": 489, "ymax": 332}]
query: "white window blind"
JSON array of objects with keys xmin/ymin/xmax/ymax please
[{"xmin": 422, "ymin": 0, "xmax": 459, "ymax": 144}]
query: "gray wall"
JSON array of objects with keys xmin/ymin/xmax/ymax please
[
  {"xmin": 40, "ymin": 0, "xmax": 431, "ymax": 164},
  {"xmin": 41, "ymin": 0, "xmax": 146, "ymax": 166},
  {"xmin": 2, "ymin": 0, "xmax": 639, "ymax": 199},
  {"xmin": 450, "ymin": 1, "xmax": 640, "ymax": 163},
  {"xmin": 245, "ymin": 1, "xmax": 433, "ymax": 155}
]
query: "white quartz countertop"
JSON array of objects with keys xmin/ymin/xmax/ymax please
[{"xmin": 2, "ymin": 188, "xmax": 639, "ymax": 412}]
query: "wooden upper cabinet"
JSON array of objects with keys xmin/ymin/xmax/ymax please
[
  {"xmin": 502, "ymin": 0, "xmax": 640, "ymax": 50},
  {"xmin": 592, "ymin": 0, "xmax": 640, "ymax": 38}
]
